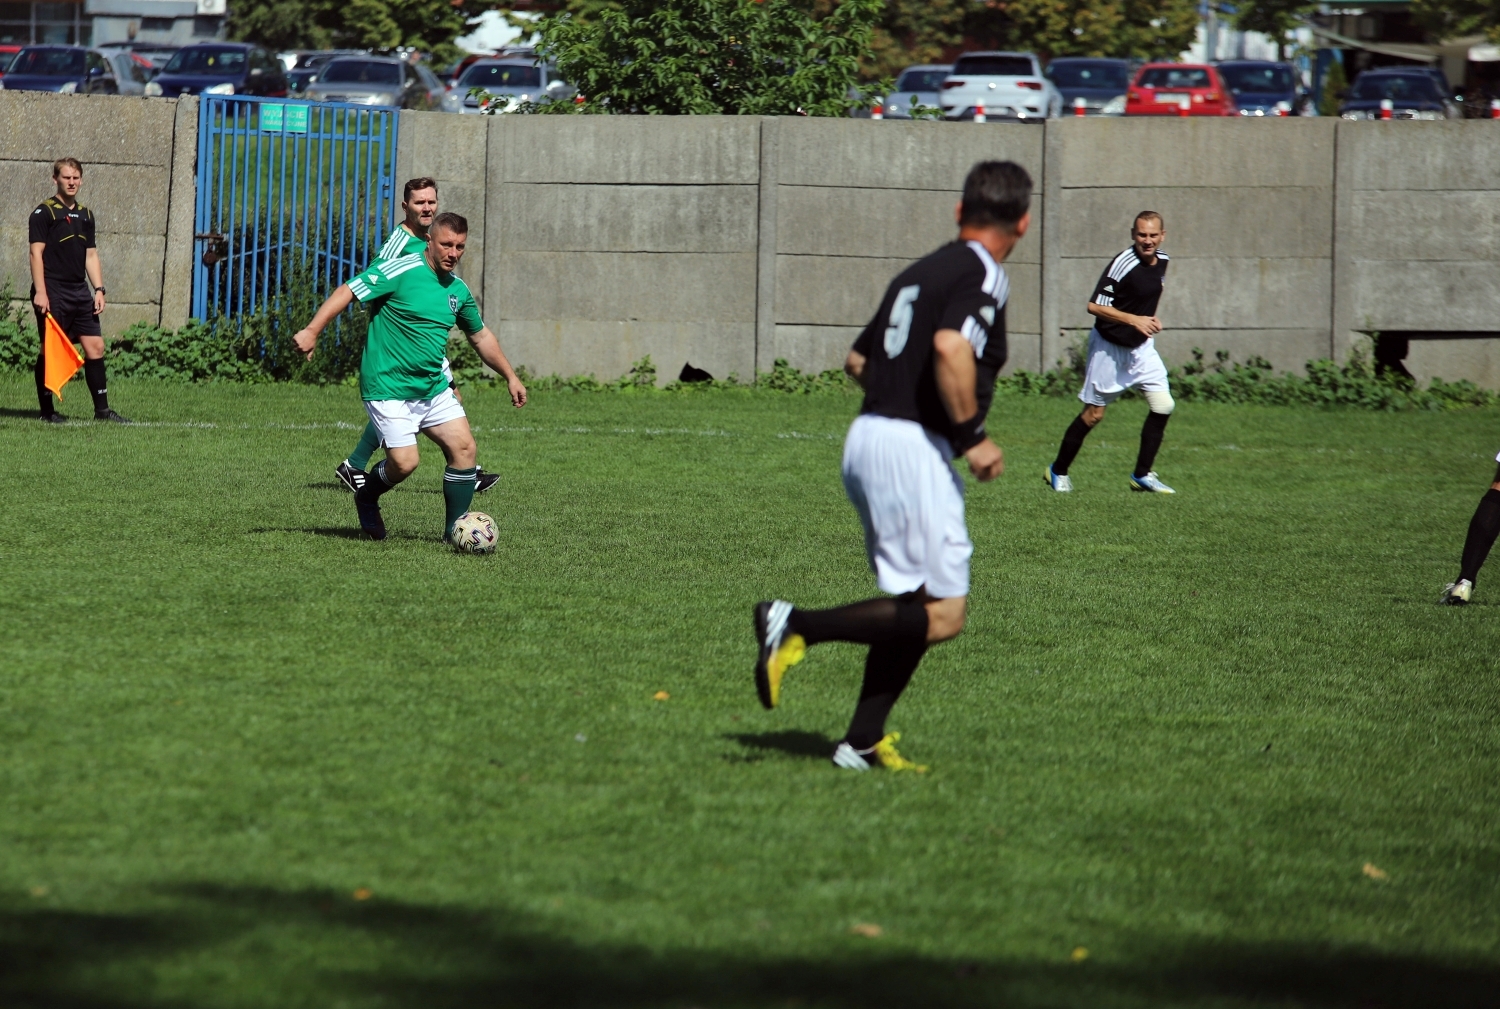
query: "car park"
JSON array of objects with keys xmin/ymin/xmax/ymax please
[
  {"xmin": 1125, "ymin": 63, "xmax": 1237, "ymax": 116},
  {"xmin": 1045, "ymin": 57, "xmax": 1130, "ymax": 115},
  {"xmin": 939, "ymin": 51, "xmax": 1063, "ymax": 121},
  {"xmin": 0, "ymin": 45, "xmax": 118, "ymax": 94},
  {"xmin": 442, "ymin": 58, "xmax": 571, "ymax": 113},
  {"xmin": 103, "ymin": 49, "xmax": 156, "ymax": 96},
  {"xmin": 96, "ymin": 41, "xmax": 178, "ymax": 72},
  {"xmin": 881, "ymin": 64, "xmax": 949, "ymax": 118},
  {"xmin": 145, "ymin": 43, "xmax": 288, "ymax": 97},
  {"xmin": 305, "ymin": 56, "xmax": 445, "ymax": 109},
  {"xmin": 284, "ymin": 50, "xmax": 364, "ymax": 95},
  {"xmin": 1216, "ymin": 60, "xmax": 1306, "ymax": 116},
  {"xmin": 1339, "ymin": 67, "xmax": 1460, "ymax": 119}
]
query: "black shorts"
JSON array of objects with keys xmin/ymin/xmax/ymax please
[{"xmin": 34, "ymin": 283, "xmax": 101, "ymax": 340}]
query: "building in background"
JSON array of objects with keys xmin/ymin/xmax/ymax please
[
  {"xmin": 88, "ymin": 0, "xmax": 223, "ymax": 46},
  {"xmin": 0, "ymin": 0, "xmax": 92, "ymax": 44},
  {"xmin": 1310, "ymin": 1, "xmax": 1500, "ymax": 108}
]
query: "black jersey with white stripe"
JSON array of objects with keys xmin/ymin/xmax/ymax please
[
  {"xmin": 1091, "ymin": 245, "xmax": 1168, "ymax": 348},
  {"xmin": 851, "ymin": 240, "xmax": 1009, "ymax": 445}
]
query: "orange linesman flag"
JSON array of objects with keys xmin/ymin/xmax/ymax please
[{"xmin": 42, "ymin": 312, "xmax": 84, "ymax": 400}]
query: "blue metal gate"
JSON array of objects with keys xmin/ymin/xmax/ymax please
[{"xmin": 192, "ymin": 95, "xmax": 398, "ymax": 321}]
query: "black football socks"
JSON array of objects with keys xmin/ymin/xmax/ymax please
[
  {"xmin": 1459, "ymin": 488, "xmax": 1500, "ymax": 585},
  {"xmin": 844, "ymin": 639, "xmax": 928, "ymax": 751},
  {"xmin": 1134, "ymin": 410, "xmax": 1172, "ymax": 479},
  {"xmin": 443, "ymin": 466, "xmax": 477, "ymax": 536},
  {"xmin": 1052, "ymin": 414, "xmax": 1093, "ymax": 476},
  {"xmin": 34, "ymin": 352, "xmax": 52, "ymax": 415},
  {"xmin": 83, "ymin": 358, "xmax": 110, "ymax": 416},
  {"xmin": 788, "ymin": 592, "xmax": 929, "ymax": 647},
  {"xmin": 356, "ymin": 462, "xmax": 395, "ymax": 503}
]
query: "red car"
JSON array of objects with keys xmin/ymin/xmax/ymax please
[
  {"xmin": 0, "ymin": 44, "xmax": 23, "ymax": 76},
  {"xmin": 1125, "ymin": 63, "xmax": 1238, "ymax": 116}
]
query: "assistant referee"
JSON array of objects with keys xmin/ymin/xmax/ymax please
[{"xmin": 30, "ymin": 158, "xmax": 127, "ymax": 423}]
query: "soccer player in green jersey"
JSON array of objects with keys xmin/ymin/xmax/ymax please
[
  {"xmin": 333, "ymin": 178, "xmax": 499, "ymax": 496},
  {"xmin": 294, "ymin": 212, "xmax": 527, "ymax": 541}
]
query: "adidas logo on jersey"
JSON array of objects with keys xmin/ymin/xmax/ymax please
[
  {"xmin": 979, "ymin": 305, "xmax": 995, "ymax": 325},
  {"xmin": 1103, "ymin": 284, "xmax": 1115, "ymax": 292}
]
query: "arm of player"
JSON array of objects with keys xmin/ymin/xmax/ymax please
[
  {"xmin": 933, "ymin": 327, "xmax": 1003, "ymax": 482},
  {"xmin": 29, "ymin": 242, "xmax": 48, "ymax": 314},
  {"xmin": 1087, "ymin": 300, "xmax": 1160, "ymax": 338},
  {"xmin": 466, "ymin": 327, "xmax": 527, "ymax": 408},
  {"xmin": 86, "ymin": 247, "xmax": 105, "ymax": 314},
  {"xmin": 292, "ymin": 285, "xmax": 356, "ymax": 360},
  {"xmin": 845, "ymin": 349, "xmax": 867, "ymax": 387}
]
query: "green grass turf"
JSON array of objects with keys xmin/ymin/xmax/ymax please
[{"xmin": 2, "ymin": 377, "xmax": 1498, "ymax": 1008}]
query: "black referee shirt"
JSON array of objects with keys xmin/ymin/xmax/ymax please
[
  {"xmin": 29, "ymin": 196, "xmax": 97, "ymax": 290},
  {"xmin": 1090, "ymin": 245, "xmax": 1168, "ymax": 348},
  {"xmin": 852, "ymin": 240, "xmax": 1009, "ymax": 447}
]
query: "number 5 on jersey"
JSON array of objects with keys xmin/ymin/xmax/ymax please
[{"xmin": 884, "ymin": 285, "xmax": 920, "ymax": 358}]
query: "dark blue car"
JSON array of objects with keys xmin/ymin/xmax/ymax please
[
  {"xmin": 144, "ymin": 42, "xmax": 287, "ymax": 98},
  {"xmin": 1339, "ymin": 68, "xmax": 1459, "ymax": 120},
  {"xmin": 0, "ymin": 45, "xmax": 119, "ymax": 94},
  {"xmin": 1217, "ymin": 60, "xmax": 1306, "ymax": 116},
  {"xmin": 1044, "ymin": 57, "xmax": 1131, "ymax": 115}
]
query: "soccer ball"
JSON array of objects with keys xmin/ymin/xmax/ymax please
[{"xmin": 450, "ymin": 511, "xmax": 498, "ymax": 554}]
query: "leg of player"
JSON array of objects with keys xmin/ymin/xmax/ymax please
[
  {"xmin": 1048, "ymin": 404, "xmax": 1105, "ymax": 492},
  {"xmin": 1443, "ymin": 464, "xmax": 1500, "ymax": 605},
  {"xmin": 336, "ymin": 421, "xmax": 382, "ymax": 492},
  {"xmin": 1129, "ymin": 387, "xmax": 1176, "ymax": 494},
  {"xmin": 78, "ymin": 334, "xmax": 126, "ymax": 423},
  {"xmin": 33, "ymin": 310, "xmax": 63, "ymax": 422},
  {"xmin": 421, "ymin": 415, "xmax": 479, "ymax": 540}
]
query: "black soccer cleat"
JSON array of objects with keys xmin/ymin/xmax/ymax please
[
  {"xmin": 354, "ymin": 494, "xmax": 387, "ymax": 541},
  {"xmin": 39, "ymin": 411, "xmax": 67, "ymax": 424},
  {"xmin": 753, "ymin": 600, "xmax": 806, "ymax": 710},
  {"xmin": 94, "ymin": 409, "xmax": 131, "ymax": 424},
  {"xmin": 335, "ymin": 461, "xmax": 367, "ymax": 493},
  {"xmin": 474, "ymin": 466, "xmax": 500, "ymax": 494}
]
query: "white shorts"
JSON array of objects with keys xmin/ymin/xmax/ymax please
[
  {"xmin": 364, "ymin": 387, "xmax": 466, "ymax": 449},
  {"xmin": 1078, "ymin": 328, "xmax": 1170, "ymax": 406},
  {"xmin": 841, "ymin": 414, "xmax": 973, "ymax": 600}
]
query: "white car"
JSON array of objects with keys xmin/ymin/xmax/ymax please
[{"xmin": 939, "ymin": 51, "xmax": 1063, "ymax": 122}]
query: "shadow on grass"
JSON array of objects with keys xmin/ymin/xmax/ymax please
[
  {"xmin": 725, "ymin": 730, "xmax": 837, "ymax": 760},
  {"xmin": 247, "ymin": 526, "xmax": 432, "ymax": 542},
  {"xmin": 2, "ymin": 884, "xmax": 1497, "ymax": 1009},
  {"xmin": 0, "ymin": 407, "xmax": 45, "ymax": 419}
]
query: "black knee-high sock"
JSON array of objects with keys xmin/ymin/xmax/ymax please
[
  {"xmin": 1052, "ymin": 414, "xmax": 1094, "ymax": 476},
  {"xmin": 34, "ymin": 352, "xmax": 52, "ymax": 414},
  {"xmin": 844, "ymin": 640, "xmax": 928, "ymax": 751},
  {"xmin": 356, "ymin": 461, "xmax": 396, "ymax": 502},
  {"xmin": 788, "ymin": 593, "xmax": 929, "ymax": 647},
  {"xmin": 1134, "ymin": 410, "xmax": 1171, "ymax": 478},
  {"xmin": 83, "ymin": 358, "xmax": 109, "ymax": 414},
  {"xmin": 1459, "ymin": 488, "xmax": 1500, "ymax": 585}
]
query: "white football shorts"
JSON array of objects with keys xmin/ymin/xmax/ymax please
[
  {"xmin": 1078, "ymin": 328, "xmax": 1170, "ymax": 406},
  {"xmin": 364, "ymin": 387, "xmax": 467, "ymax": 449},
  {"xmin": 841, "ymin": 413, "xmax": 973, "ymax": 600}
]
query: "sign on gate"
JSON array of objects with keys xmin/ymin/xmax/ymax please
[{"xmin": 191, "ymin": 95, "xmax": 398, "ymax": 324}]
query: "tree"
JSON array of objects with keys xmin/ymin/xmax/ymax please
[
  {"xmin": 1412, "ymin": 0, "xmax": 1500, "ymax": 44},
  {"xmin": 227, "ymin": 0, "xmax": 485, "ymax": 61},
  {"xmin": 527, "ymin": 0, "xmax": 887, "ymax": 115},
  {"xmin": 1230, "ymin": 0, "xmax": 1319, "ymax": 59}
]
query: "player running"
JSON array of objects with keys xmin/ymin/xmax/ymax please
[
  {"xmin": 1440, "ymin": 453, "xmax": 1500, "ymax": 604},
  {"xmin": 293, "ymin": 212, "xmax": 527, "ymax": 541},
  {"xmin": 333, "ymin": 178, "xmax": 499, "ymax": 498},
  {"xmin": 1046, "ymin": 212, "xmax": 1176, "ymax": 494},
  {"xmin": 751, "ymin": 160, "xmax": 1027, "ymax": 772}
]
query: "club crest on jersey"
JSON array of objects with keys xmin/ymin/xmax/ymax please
[{"xmin": 448, "ymin": 294, "xmax": 459, "ymax": 314}]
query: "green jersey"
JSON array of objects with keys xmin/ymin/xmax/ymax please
[
  {"xmin": 348, "ymin": 253, "xmax": 484, "ymax": 402},
  {"xmin": 374, "ymin": 224, "xmax": 425, "ymax": 263}
]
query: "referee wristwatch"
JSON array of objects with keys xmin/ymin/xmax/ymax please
[{"xmin": 94, "ymin": 286, "xmax": 106, "ymax": 294}]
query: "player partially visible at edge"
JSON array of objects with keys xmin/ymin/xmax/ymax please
[
  {"xmin": 751, "ymin": 160, "xmax": 1028, "ymax": 772},
  {"xmin": 333, "ymin": 178, "xmax": 500, "ymax": 498},
  {"xmin": 1046, "ymin": 212, "xmax": 1177, "ymax": 494},
  {"xmin": 293, "ymin": 212, "xmax": 527, "ymax": 541},
  {"xmin": 1440, "ymin": 453, "xmax": 1500, "ymax": 604}
]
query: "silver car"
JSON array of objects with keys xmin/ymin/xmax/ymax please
[
  {"xmin": 441, "ymin": 58, "xmax": 572, "ymax": 114},
  {"xmin": 305, "ymin": 56, "xmax": 444, "ymax": 109},
  {"xmin": 939, "ymin": 51, "xmax": 1064, "ymax": 122},
  {"xmin": 882, "ymin": 64, "xmax": 950, "ymax": 119},
  {"xmin": 102, "ymin": 49, "xmax": 155, "ymax": 96}
]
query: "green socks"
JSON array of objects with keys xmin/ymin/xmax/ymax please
[
  {"xmin": 443, "ymin": 466, "xmax": 477, "ymax": 537},
  {"xmin": 347, "ymin": 421, "xmax": 381, "ymax": 471}
]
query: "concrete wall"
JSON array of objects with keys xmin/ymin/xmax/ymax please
[{"xmin": 8, "ymin": 88, "xmax": 1500, "ymax": 387}]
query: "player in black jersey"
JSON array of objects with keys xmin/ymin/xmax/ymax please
[
  {"xmin": 750, "ymin": 161, "xmax": 1029, "ymax": 772},
  {"xmin": 1440, "ymin": 451, "xmax": 1500, "ymax": 604},
  {"xmin": 1046, "ymin": 212, "xmax": 1174, "ymax": 493}
]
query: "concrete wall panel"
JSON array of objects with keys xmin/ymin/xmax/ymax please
[
  {"xmin": 1054, "ymin": 117, "xmax": 1335, "ymax": 189},
  {"xmin": 1347, "ymin": 261, "xmax": 1500, "ymax": 331},
  {"xmin": 501, "ymin": 183, "xmax": 759, "ymax": 253},
  {"xmin": 1053, "ymin": 256, "xmax": 1327, "ymax": 331},
  {"xmin": 498, "ymin": 252, "xmax": 755, "ymax": 324},
  {"xmin": 500, "ymin": 320, "xmax": 755, "ymax": 383},
  {"xmin": 499, "ymin": 114, "xmax": 761, "ymax": 184},
  {"xmin": 1345, "ymin": 191, "xmax": 1500, "ymax": 262},
  {"xmin": 776, "ymin": 117, "xmax": 1044, "ymax": 191},
  {"xmin": 1343, "ymin": 121, "xmax": 1500, "ymax": 191},
  {"xmin": 1407, "ymin": 337, "xmax": 1500, "ymax": 387},
  {"xmin": 1059, "ymin": 326, "xmax": 1333, "ymax": 376},
  {"xmin": 1057, "ymin": 187, "xmax": 1331, "ymax": 260},
  {"xmin": 0, "ymin": 91, "xmax": 177, "ymax": 166},
  {"xmin": 160, "ymin": 96, "xmax": 198, "ymax": 328}
]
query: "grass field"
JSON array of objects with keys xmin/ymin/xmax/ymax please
[{"xmin": 2, "ymin": 376, "xmax": 1499, "ymax": 1008}]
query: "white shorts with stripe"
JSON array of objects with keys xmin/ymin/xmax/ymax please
[
  {"xmin": 364, "ymin": 387, "xmax": 466, "ymax": 449},
  {"xmin": 841, "ymin": 414, "xmax": 973, "ymax": 600},
  {"xmin": 1078, "ymin": 328, "xmax": 1170, "ymax": 407}
]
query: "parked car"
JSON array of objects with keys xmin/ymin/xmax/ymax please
[
  {"xmin": 1045, "ymin": 57, "xmax": 1131, "ymax": 115},
  {"xmin": 940, "ymin": 51, "xmax": 1063, "ymax": 121},
  {"xmin": 881, "ymin": 64, "xmax": 950, "ymax": 119},
  {"xmin": 145, "ymin": 43, "xmax": 288, "ymax": 97},
  {"xmin": 1125, "ymin": 63, "xmax": 1237, "ymax": 116},
  {"xmin": 103, "ymin": 49, "xmax": 156, "ymax": 96},
  {"xmin": 305, "ymin": 56, "xmax": 445, "ymax": 108},
  {"xmin": 96, "ymin": 41, "xmax": 178, "ymax": 72},
  {"xmin": 0, "ymin": 46, "xmax": 118, "ymax": 94},
  {"xmin": 1216, "ymin": 60, "xmax": 1306, "ymax": 116},
  {"xmin": 285, "ymin": 50, "xmax": 364, "ymax": 95},
  {"xmin": 442, "ymin": 58, "xmax": 571, "ymax": 113},
  {"xmin": 1339, "ymin": 67, "xmax": 1460, "ymax": 119},
  {"xmin": 0, "ymin": 44, "xmax": 23, "ymax": 74}
]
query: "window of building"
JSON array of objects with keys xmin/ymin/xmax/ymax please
[{"xmin": 0, "ymin": 1, "xmax": 88, "ymax": 45}]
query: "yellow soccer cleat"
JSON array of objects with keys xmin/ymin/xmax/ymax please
[
  {"xmin": 753, "ymin": 600, "xmax": 806, "ymax": 709},
  {"xmin": 872, "ymin": 733, "xmax": 929, "ymax": 773}
]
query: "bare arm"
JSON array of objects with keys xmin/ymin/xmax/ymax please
[
  {"xmin": 466, "ymin": 326, "xmax": 527, "ymax": 408},
  {"xmin": 292, "ymin": 285, "xmax": 356, "ymax": 359},
  {"xmin": 933, "ymin": 327, "xmax": 1002, "ymax": 481},
  {"xmin": 1088, "ymin": 300, "xmax": 1160, "ymax": 337},
  {"xmin": 845, "ymin": 349, "xmax": 867, "ymax": 388},
  {"xmin": 29, "ymin": 243, "xmax": 47, "ymax": 313},
  {"xmin": 85, "ymin": 247, "xmax": 104, "ymax": 314}
]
